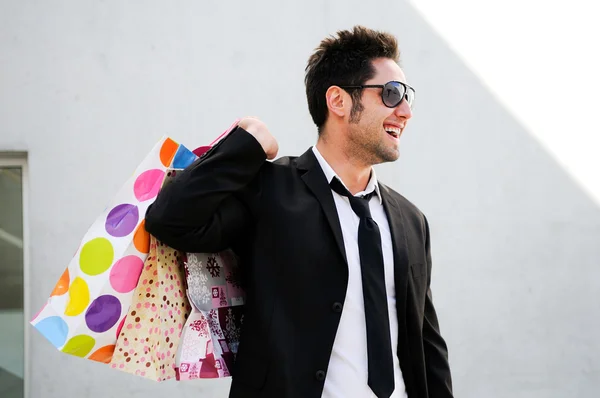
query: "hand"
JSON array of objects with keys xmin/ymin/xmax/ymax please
[{"xmin": 238, "ymin": 117, "xmax": 279, "ymax": 160}]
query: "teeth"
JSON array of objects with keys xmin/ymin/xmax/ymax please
[{"xmin": 385, "ymin": 126, "xmax": 401, "ymax": 137}]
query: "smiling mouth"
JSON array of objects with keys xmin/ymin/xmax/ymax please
[{"xmin": 384, "ymin": 126, "xmax": 401, "ymax": 138}]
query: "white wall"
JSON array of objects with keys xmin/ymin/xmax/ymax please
[{"xmin": 1, "ymin": 1, "xmax": 598, "ymax": 397}]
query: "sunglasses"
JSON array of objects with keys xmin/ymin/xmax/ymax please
[{"xmin": 339, "ymin": 81, "xmax": 415, "ymax": 109}]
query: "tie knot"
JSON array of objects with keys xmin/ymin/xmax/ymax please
[{"xmin": 330, "ymin": 177, "xmax": 374, "ymax": 219}]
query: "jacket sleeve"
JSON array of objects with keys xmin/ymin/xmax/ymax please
[
  {"xmin": 145, "ymin": 126, "xmax": 266, "ymax": 254},
  {"xmin": 422, "ymin": 215, "xmax": 454, "ymax": 397}
]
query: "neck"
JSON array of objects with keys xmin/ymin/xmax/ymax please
[{"xmin": 316, "ymin": 136, "xmax": 372, "ymax": 195}]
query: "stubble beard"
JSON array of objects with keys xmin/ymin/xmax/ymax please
[{"xmin": 348, "ymin": 112, "xmax": 400, "ymax": 166}]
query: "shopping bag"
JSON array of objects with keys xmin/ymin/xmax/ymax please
[
  {"xmin": 109, "ymin": 234, "xmax": 191, "ymax": 380},
  {"xmin": 108, "ymin": 120, "xmax": 243, "ymax": 380},
  {"xmin": 30, "ymin": 136, "xmax": 197, "ymax": 363},
  {"xmin": 175, "ymin": 250, "xmax": 246, "ymax": 380},
  {"xmin": 172, "ymin": 120, "xmax": 246, "ymax": 380}
]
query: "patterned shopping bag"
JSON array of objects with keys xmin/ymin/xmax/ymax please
[
  {"xmin": 109, "ymin": 234, "xmax": 191, "ymax": 380},
  {"xmin": 174, "ymin": 248, "xmax": 246, "ymax": 379},
  {"xmin": 30, "ymin": 136, "xmax": 197, "ymax": 363}
]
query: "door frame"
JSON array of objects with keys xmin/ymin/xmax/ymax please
[{"xmin": 0, "ymin": 154, "xmax": 29, "ymax": 398}]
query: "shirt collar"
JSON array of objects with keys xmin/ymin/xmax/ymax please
[{"xmin": 311, "ymin": 146, "xmax": 382, "ymax": 204}]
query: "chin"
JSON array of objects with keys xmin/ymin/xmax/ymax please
[
  {"xmin": 373, "ymin": 149, "xmax": 399, "ymax": 164},
  {"xmin": 383, "ymin": 148, "xmax": 400, "ymax": 162}
]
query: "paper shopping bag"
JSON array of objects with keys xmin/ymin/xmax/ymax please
[
  {"xmin": 30, "ymin": 136, "xmax": 198, "ymax": 363},
  {"xmin": 108, "ymin": 120, "xmax": 243, "ymax": 380},
  {"xmin": 175, "ymin": 250, "xmax": 246, "ymax": 380},
  {"xmin": 109, "ymin": 234, "xmax": 191, "ymax": 380}
]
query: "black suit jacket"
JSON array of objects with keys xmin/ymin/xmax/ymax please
[{"xmin": 145, "ymin": 127, "xmax": 453, "ymax": 398}]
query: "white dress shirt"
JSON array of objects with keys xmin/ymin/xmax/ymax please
[{"xmin": 312, "ymin": 146, "xmax": 407, "ymax": 398}]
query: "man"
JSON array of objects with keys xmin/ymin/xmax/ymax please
[{"xmin": 146, "ymin": 26, "xmax": 452, "ymax": 398}]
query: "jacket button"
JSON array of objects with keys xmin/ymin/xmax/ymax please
[
  {"xmin": 315, "ymin": 370, "xmax": 326, "ymax": 381},
  {"xmin": 331, "ymin": 302, "xmax": 343, "ymax": 313}
]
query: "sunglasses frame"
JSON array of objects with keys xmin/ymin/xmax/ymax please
[{"xmin": 339, "ymin": 81, "xmax": 415, "ymax": 109}]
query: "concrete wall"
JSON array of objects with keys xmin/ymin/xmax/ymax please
[{"xmin": 1, "ymin": 1, "xmax": 598, "ymax": 397}]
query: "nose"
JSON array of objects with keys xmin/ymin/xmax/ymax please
[{"xmin": 394, "ymin": 97, "xmax": 413, "ymax": 120}]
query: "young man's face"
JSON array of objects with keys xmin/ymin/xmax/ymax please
[{"xmin": 346, "ymin": 57, "xmax": 413, "ymax": 166}]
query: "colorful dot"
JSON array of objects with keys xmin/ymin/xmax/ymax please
[
  {"xmin": 88, "ymin": 345, "xmax": 116, "ymax": 363},
  {"xmin": 79, "ymin": 237, "xmax": 114, "ymax": 276},
  {"xmin": 34, "ymin": 316, "xmax": 68, "ymax": 348},
  {"xmin": 171, "ymin": 145, "xmax": 197, "ymax": 169},
  {"xmin": 105, "ymin": 204, "xmax": 139, "ymax": 237},
  {"xmin": 65, "ymin": 277, "xmax": 90, "ymax": 316},
  {"xmin": 133, "ymin": 169, "xmax": 165, "ymax": 202},
  {"xmin": 50, "ymin": 269, "xmax": 69, "ymax": 297},
  {"xmin": 133, "ymin": 220, "xmax": 150, "ymax": 254},
  {"xmin": 109, "ymin": 255, "xmax": 144, "ymax": 293},
  {"xmin": 159, "ymin": 138, "xmax": 179, "ymax": 167},
  {"xmin": 62, "ymin": 334, "xmax": 96, "ymax": 357},
  {"xmin": 192, "ymin": 146, "xmax": 211, "ymax": 157},
  {"xmin": 85, "ymin": 295, "xmax": 122, "ymax": 333}
]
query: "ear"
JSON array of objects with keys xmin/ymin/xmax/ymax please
[{"xmin": 325, "ymin": 86, "xmax": 348, "ymax": 119}]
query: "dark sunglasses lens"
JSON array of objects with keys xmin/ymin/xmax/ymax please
[{"xmin": 382, "ymin": 82, "xmax": 404, "ymax": 107}]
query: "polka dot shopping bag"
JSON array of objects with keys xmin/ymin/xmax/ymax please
[
  {"xmin": 106, "ymin": 122, "xmax": 240, "ymax": 380},
  {"xmin": 30, "ymin": 135, "xmax": 199, "ymax": 366},
  {"xmin": 109, "ymin": 233, "xmax": 191, "ymax": 381}
]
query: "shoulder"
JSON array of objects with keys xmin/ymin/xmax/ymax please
[
  {"xmin": 380, "ymin": 183, "xmax": 424, "ymax": 216},
  {"xmin": 259, "ymin": 155, "xmax": 303, "ymax": 176},
  {"xmin": 379, "ymin": 182, "xmax": 429, "ymax": 235},
  {"xmin": 270, "ymin": 155, "xmax": 299, "ymax": 168},
  {"xmin": 253, "ymin": 155, "xmax": 303, "ymax": 192}
]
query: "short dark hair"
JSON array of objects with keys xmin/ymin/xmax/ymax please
[{"xmin": 304, "ymin": 26, "xmax": 400, "ymax": 133}]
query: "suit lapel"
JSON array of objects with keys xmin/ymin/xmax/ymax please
[
  {"xmin": 380, "ymin": 186, "xmax": 416, "ymax": 388},
  {"xmin": 380, "ymin": 185, "xmax": 410, "ymax": 329},
  {"xmin": 296, "ymin": 149, "xmax": 348, "ymax": 264}
]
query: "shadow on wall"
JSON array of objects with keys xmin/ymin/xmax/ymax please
[{"xmin": 368, "ymin": 1, "xmax": 600, "ymax": 397}]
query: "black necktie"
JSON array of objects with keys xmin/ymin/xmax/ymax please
[{"xmin": 330, "ymin": 177, "xmax": 395, "ymax": 398}]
